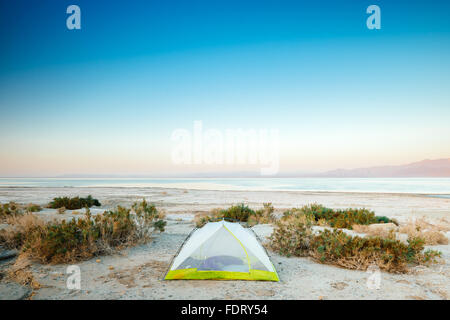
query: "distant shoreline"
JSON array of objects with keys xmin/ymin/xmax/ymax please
[
  {"xmin": 1, "ymin": 177, "xmax": 450, "ymax": 195},
  {"xmin": 0, "ymin": 185, "xmax": 450, "ymax": 198}
]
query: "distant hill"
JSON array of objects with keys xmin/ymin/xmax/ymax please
[{"xmin": 321, "ymin": 158, "xmax": 450, "ymax": 177}]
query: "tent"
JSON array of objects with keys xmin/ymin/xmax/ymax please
[{"xmin": 164, "ymin": 220, "xmax": 279, "ymax": 281}]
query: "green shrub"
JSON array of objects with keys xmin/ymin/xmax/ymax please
[
  {"xmin": 26, "ymin": 204, "xmax": 42, "ymax": 213},
  {"xmin": 248, "ymin": 203, "xmax": 275, "ymax": 226},
  {"xmin": 195, "ymin": 203, "xmax": 275, "ymax": 227},
  {"xmin": 269, "ymin": 218, "xmax": 441, "ymax": 273},
  {"xmin": 0, "ymin": 202, "xmax": 23, "ymax": 221},
  {"xmin": 131, "ymin": 198, "xmax": 166, "ymax": 234},
  {"xmin": 1, "ymin": 202, "xmax": 43, "ymax": 221},
  {"xmin": 1, "ymin": 202, "xmax": 20, "ymax": 215},
  {"xmin": 282, "ymin": 204, "xmax": 397, "ymax": 229},
  {"xmin": 47, "ymin": 195, "xmax": 101, "ymax": 210},
  {"xmin": 374, "ymin": 215, "xmax": 398, "ymax": 225},
  {"xmin": 269, "ymin": 214, "xmax": 314, "ymax": 257},
  {"xmin": 4, "ymin": 199, "xmax": 165, "ymax": 264},
  {"xmin": 218, "ymin": 203, "xmax": 256, "ymax": 221},
  {"xmin": 308, "ymin": 230, "xmax": 439, "ymax": 272},
  {"xmin": 421, "ymin": 249, "xmax": 442, "ymax": 264}
]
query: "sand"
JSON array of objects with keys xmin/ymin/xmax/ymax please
[{"xmin": 0, "ymin": 186, "xmax": 449, "ymax": 300}]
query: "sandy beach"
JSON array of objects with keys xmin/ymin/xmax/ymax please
[{"xmin": 1, "ymin": 186, "xmax": 449, "ymax": 300}]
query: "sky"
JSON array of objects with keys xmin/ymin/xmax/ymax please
[{"xmin": 0, "ymin": 0, "xmax": 449, "ymax": 177}]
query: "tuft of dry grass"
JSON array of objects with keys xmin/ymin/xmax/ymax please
[
  {"xmin": 0, "ymin": 213, "xmax": 45, "ymax": 249},
  {"xmin": 248, "ymin": 203, "xmax": 276, "ymax": 226},
  {"xmin": 194, "ymin": 212, "xmax": 213, "ymax": 228},
  {"xmin": 269, "ymin": 214, "xmax": 314, "ymax": 257},
  {"xmin": 352, "ymin": 223, "xmax": 398, "ymax": 238},
  {"xmin": 399, "ymin": 218, "xmax": 449, "ymax": 245},
  {"xmin": 0, "ymin": 202, "xmax": 42, "ymax": 222},
  {"xmin": 25, "ymin": 203, "xmax": 42, "ymax": 213},
  {"xmin": 7, "ymin": 255, "xmax": 41, "ymax": 290},
  {"xmin": 353, "ymin": 217, "xmax": 449, "ymax": 246}
]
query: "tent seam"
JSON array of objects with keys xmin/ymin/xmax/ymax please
[{"xmin": 223, "ymin": 224, "xmax": 251, "ymax": 273}]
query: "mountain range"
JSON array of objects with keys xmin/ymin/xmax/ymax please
[{"xmin": 320, "ymin": 158, "xmax": 450, "ymax": 178}]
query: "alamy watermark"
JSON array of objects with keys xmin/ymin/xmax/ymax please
[
  {"xmin": 66, "ymin": 5, "xmax": 81, "ymax": 30},
  {"xmin": 171, "ymin": 121, "xmax": 280, "ymax": 175},
  {"xmin": 65, "ymin": 5, "xmax": 380, "ymax": 31},
  {"xmin": 366, "ymin": 5, "xmax": 381, "ymax": 30},
  {"xmin": 66, "ymin": 265, "xmax": 81, "ymax": 290},
  {"xmin": 366, "ymin": 264, "xmax": 381, "ymax": 290}
]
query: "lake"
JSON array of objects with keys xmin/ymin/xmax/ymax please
[{"xmin": 1, "ymin": 178, "xmax": 450, "ymax": 194}]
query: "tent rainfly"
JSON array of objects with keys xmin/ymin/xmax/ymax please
[{"xmin": 164, "ymin": 220, "xmax": 279, "ymax": 281}]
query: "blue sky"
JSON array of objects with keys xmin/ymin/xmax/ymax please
[{"xmin": 0, "ymin": 0, "xmax": 449, "ymax": 176}]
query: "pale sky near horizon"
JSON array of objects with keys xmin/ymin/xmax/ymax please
[{"xmin": 1, "ymin": 0, "xmax": 450, "ymax": 176}]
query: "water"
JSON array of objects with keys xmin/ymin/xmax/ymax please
[{"xmin": 1, "ymin": 178, "xmax": 450, "ymax": 194}]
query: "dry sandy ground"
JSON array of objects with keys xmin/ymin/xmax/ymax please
[{"xmin": 0, "ymin": 187, "xmax": 449, "ymax": 300}]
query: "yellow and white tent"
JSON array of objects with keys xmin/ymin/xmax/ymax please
[{"xmin": 165, "ymin": 220, "xmax": 279, "ymax": 281}]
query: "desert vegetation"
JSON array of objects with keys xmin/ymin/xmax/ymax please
[
  {"xmin": 270, "ymin": 212, "xmax": 442, "ymax": 273},
  {"xmin": 47, "ymin": 195, "xmax": 101, "ymax": 210},
  {"xmin": 281, "ymin": 204, "xmax": 398, "ymax": 229},
  {"xmin": 194, "ymin": 204, "xmax": 448, "ymax": 271},
  {"xmin": 0, "ymin": 202, "xmax": 42, "ymax": 221},
  {"xmin": 0, "ymin": 202, "xmax": 22, "ymax": 221},
  {"xmin": 398, "ymin": 217, "xmax": 450, "ymax": 245},
  {"xmin": 2, "ymin": 198, "xmax": 447, "ymax": 275},
  {"xmin": 0, "ymin": 199, "xmax": 165, "ymax": 264},
  {"xmin": 352, "ymin": 217, "xmax": 449, "ymax": 245},
  {"xmin": 194, "ymin": 203, "xmax": 275, "ymax": 227}
]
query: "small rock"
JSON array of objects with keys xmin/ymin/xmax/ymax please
[
  {"xmin": 331, "ymin": 281, "xmax": 348, "ymax": 290},
  {"xmin": 96, "ymin": 259, "xmax": 101, "ymax": 263}
]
